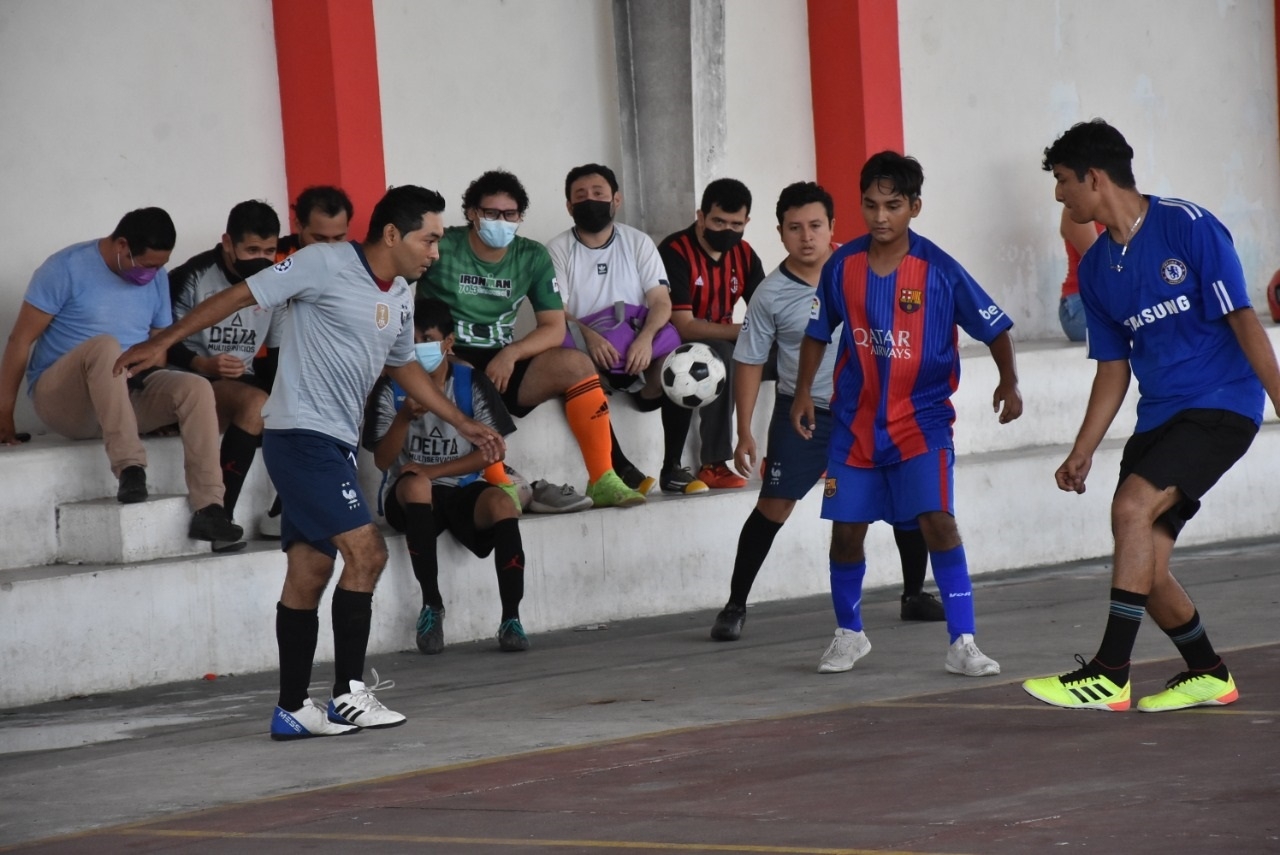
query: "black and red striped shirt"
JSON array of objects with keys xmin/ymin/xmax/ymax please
[{"xmin": 658, "ymin": 224, "xmax": 764, "ymax": 323}]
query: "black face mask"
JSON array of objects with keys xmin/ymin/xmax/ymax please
[
  {"xmin": 571, "ymin": 199, "xmax": 614, "ymax": 234},
  {"xmin": 232, "ymin": 257, "xmax": 274, "ymax": 280},
  {"xmin": 702, "ymin": 227, "xmax": 743, "ymax": 253}
]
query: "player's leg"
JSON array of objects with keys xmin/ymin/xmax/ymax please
[
  {"xmin": 814, "ymin": 458, "xmax": 878, "ymax": 673},
  {"xmin": 694, "ymin": 338, "xmax": 746, "ymax": 489},
  {"xmin": 211, "ymin": 378, "xmax": 268, "ymax": 526},
  {"xmin": 388, "ymin": 472, "xmax": 446, "ymax": 654},
  {"xmin": 893, "ymin": 524, "xmax": 943, "ymax": 621},
  {"xmin": 468, "ymin": 483, "xmax": 528, "ymax": 651}
]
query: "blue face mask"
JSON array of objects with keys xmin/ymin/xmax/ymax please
[
  {"xmin": 414, "ymin": 340, "xmax": 444, "ymax": 372},
  {"xmin": 475, "ymin": 217, "xmax": 518, "ymax": 249}
]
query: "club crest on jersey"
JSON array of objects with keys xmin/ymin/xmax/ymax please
[
  {"xmin": 824, "ymin": 477, "xmax": 837, "ymax": 498},
  {"xmin": 375, "ymin": 303, "xmax": 390, "ymax": 330},
  {"xmin": 272, "ymin": 257, "xmax": 293, "ymax": 273},
  {"xmin": 1161, "ymin": 259, "xmax": 1188, "ymax": 286},
  {"xmin": 899, "ymin": 288, "xmax": 922, "ymax": 314},
  {"xmin": 730, "ymin": 276, "xmax": 740, "ymax": 294}
]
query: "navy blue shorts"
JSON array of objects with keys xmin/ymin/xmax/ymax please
[
  {"xmin": 262, "ymin": 429, "xmax": 372, "ymax": 558},
  {"xmin": 821, "ymin": 448, "xmax": 955, "ymax": 525},
  {"xmin": 760, "ymin": 394, "xmax": 831, "ymax": 500}
]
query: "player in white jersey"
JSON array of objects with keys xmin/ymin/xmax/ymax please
[{"xmin": 115, "ymin": 186, "xmax": 504, "ymax": 741}]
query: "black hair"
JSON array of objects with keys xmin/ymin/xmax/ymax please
[
  {"xmin": 413, "ymin": 297, "xmax": 454, "ymax": 336},
  {"xmin": 366, "ymin": 185, "xmax": 446, "ymax": 242},
  {"xmin": 563, "ymin": 163, "xmax": 618, "ymax": 200},
  {"xmin": 462, "ymin": 169, "xmax": 529, "ymax": 215},
  {"xmin": 293, "ymin": 185, "xmax": 353, "ymax": 226},
  {"xmin": 225, "ymin": 200, "xmax": 281, "ymax": 243},
  {"xmin": 699, "ymin": 178, "xmax": 752, "ymax": 215},
  {"xmin": 110, "ymin": 207, "xmax": 176, "ymax": 255},
  {"xmin": 775, "ymin": 181, "xmax": 834, "ymax": 225},
  {"xmin": 1041, "ymin": 119, "xmax": 1137, "ymax": 189},
  {"xmin": 859, "ymin": 151, "xmax": 924, "ymax": 203}
]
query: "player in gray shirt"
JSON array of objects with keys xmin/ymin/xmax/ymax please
[{"xmin": 116, "ymin": 186, "xmax": 504, "ymax": 741}]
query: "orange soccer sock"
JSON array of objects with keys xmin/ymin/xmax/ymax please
[
  {"xmin": 482, "ymin": 461, "xmax": 511, "ymax": 485},
  {"xmin": 563, "ymin": 376, "xmax": 613, "ymax": 483}
]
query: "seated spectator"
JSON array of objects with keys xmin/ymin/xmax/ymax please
[
  {"xmin": 367, "ymin": 298, "xmax": 528, "ymax": 654},
  {"xmin": 167, "ymin": 200, "xmax": 284, "ymax": 551},
  {"xmin": 0, "ymin": 207, "xmax": 242, "ymax": 543},
  {"xmin": 417, "ymin": 169, "xmax": 646, "ymax": 512},
  {"xmin": 546, "ymin": 163, "xmax": 697, "ymax": 495},
  {"xmin": 1058, "ymin": 208, "xmax": 1104, "ymax": 342},
  {"xmin": 276, "ymin": 185, "xmax": 353, "ymax": 256},
  {"xmin": 658, "ymin": 178, "xmax": 765, "ymax": 490}
]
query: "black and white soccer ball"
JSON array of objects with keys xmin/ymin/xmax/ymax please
[{"xmin": 661, "ymin": 343, "xmax": 727, "ymax": 409}]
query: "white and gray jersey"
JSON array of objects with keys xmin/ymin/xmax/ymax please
[
  {"xmin": 170, "ymin": 247, "xmax": 282, "ymax": 373},
  {"xmin": 246, "ymin": 242, "xmax": 415, "ymax": 448},
  {"xmin": 367, "ymin": 367, "xmax": 516, "ymax": 487},
  {"xmin": 546, "ymin": 222, "xmax": 669, "ymax": 318},
  {"xmin": 735, "ymin": 261, "xmax": 839, "ymax": 410}
]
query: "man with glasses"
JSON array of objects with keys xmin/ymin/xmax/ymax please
[
  {"xmin": 657, "ymin": 178, "xmax": 765, "ymax": 491},
  {"xmin": 418, "ymin": 169, "xmax": 646, "ymax": 511}
]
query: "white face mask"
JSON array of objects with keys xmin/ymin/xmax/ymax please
[
  {"xmin": 414, "ymin": 340, "xmax": 444, "ymax": 372},
  {"xmin": 476, "ymin": 217, "xmax": 519, "ymax": 249}
]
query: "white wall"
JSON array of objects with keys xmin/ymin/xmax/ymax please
[{"xmin": 899, "ymin": 0, "xmax": 1280, "ymax": 339}]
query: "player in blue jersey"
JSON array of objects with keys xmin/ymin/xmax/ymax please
[
  {"xmin": 792, "ymin": 151, "xmax": 1022, "ymax": 677},
  {"xmin": 1024, "ymin": 120, "xmax": 1280, "ymax": 712}
]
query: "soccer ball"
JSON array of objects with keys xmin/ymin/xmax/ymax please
[{"xmin": 661, "ymin": 343, "xmax": 727, "ymax": 409}]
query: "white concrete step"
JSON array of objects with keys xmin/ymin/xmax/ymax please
[{"xmin": 56, "ymin": 495, "xmax": 209, "ymax": 565}]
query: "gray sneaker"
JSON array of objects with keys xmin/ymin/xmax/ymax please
[{"xmin": 528, "ymin": 480, "xmax": 593, "ymax": 514}]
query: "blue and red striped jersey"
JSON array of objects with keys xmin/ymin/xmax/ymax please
[{"xmin": 806, "ymin": 230, "xmax": 1013, "ymax": 468}]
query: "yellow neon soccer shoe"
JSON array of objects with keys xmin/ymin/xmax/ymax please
[
  {"xmin": 1137, "ymin": 670, "xmax": 1238, "ymax": 713},
  {"xmin": 1022, "ymin": 655, "xmax": 1131, "ymax": 711}
]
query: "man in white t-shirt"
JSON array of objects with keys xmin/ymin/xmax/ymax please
[{"xmin": 545, "ymin": 164, "xmax": 705, "ymax": 495}]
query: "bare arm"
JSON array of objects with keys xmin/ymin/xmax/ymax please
[
  {"xmin": 1056, "ymin": 359, "xmax": 1130, "ymax": 494},
  {"xmin": 671, "ymin": 309, "xmax": 740, "ymax": 343},
  {"xmin": 732, "ymin": 361, "xmax": 765, "ymax": 476},
  {"xmin": 385, "ymin": 360, "xmax": 505, "ymax": 463},
  {"xmin": 0, "ymin": 303, "xmax": 55, "ymax": 443},
  {"xmin": 115, "ymin": 283, "xmax": 257, "ymax": 376},
  {"xmin": 1226, "ymin": 307, "xmax": 1280, "ymax": 418},
  {"xmin": 789, "ymin": 335, "xmax": 827, "ymax": 440},
  {"xmin": 987, "ymin": 330, "xmax": 1023, "ymax": 423}
]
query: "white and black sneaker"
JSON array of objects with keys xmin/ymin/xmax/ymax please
[
  {"xmin": 327, "ymin": 672, "xmax": 406, "ymax": 729},
  {"xmin": 270, "ymin": 698, "xmax": 360, "ymax": 741}
]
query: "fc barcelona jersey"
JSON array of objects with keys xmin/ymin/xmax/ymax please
[{"xmin": 806, "ymin": 230, "xmax": 1013, "ymax": 468}]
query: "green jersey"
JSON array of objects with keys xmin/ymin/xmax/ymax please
[{"xmin": 418, "ymin": 226, "xmax": 562, "ymax": 349}]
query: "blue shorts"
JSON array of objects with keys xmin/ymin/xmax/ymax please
[
  {"xmin": 262, "ymin": 429, "xmax": 372, "ymax": 558},
  {"xmin": 760, "ymin": 394, "xmax": 831, "ymax": 500},
  {"xmin": 821, "ymin": 448, "xmax": 955, "ymax": 524}
]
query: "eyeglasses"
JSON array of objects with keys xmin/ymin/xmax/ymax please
[{"xmin": 477, "ymin": 207, "xmax": 522, "ymax": 223}]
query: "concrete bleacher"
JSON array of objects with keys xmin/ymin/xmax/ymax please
[{"xmin": 3, "ymin": 325, "xmax": 1280, "ymax": 709}]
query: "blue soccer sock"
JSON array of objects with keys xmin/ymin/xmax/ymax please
[
  {"xmin": 830, "ymin": 560, "xmax": 866, "ymax": 631},
  {"xmin": 931, "ymin": 545, "xmax": 975, "ymax": 643}
]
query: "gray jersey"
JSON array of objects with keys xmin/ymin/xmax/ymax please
[
  {"xmin": 246, "ymin": 242, "xmax": 415, "ymax": 447},
  {"xmin": 171, "ymin": 247, "xmax": 282, "ymax": 373},
  {"xmin": 734, "ymin": 262, "xmax": 839, "ymax": 410}
]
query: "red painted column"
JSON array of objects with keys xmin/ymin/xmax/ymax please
[
  {"xmin": 271, "ymin": 0, "xmax": 386, "ymax": 240},
  {"xmin": 806, "ymin": 0, "xmax": 904, "ymax": 242}
]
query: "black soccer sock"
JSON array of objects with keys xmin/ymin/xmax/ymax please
[
  {"xmin": 219, "ymin": 425, "xmax": 261, "ymax": 518},
  {"xmin": 276, "ymin": 602, "xmax": 319, "ymax": 711},
  {"xmin": 331, "ymin": 587, "xmax": 373, "ymax": 698},
  {"xmin": 1092, "ymin": 587, "xmax": 1149, "ymax": 685},
  {"xmin": 661, "ymin": 397, "xmax": 693, "ymax": 471},
  {"xmin": 1163, "ymin": 610, "xmax": 1227, "ymax": 675},
  {"xmin": 894, "ymin": 526, "xmax": 929, "ymax": 597},
  {"xmin": 268, "ymin": 493, "xmax": 282, "ymax": 517},
  {"xmin": 727, "ymin": 509, "xmax": 785, "ymax": 606},
  {"xmin": 403, "ymin": 502, "xmax": 443, "ymax": 609},
  {"xmin": 491, "ymin": 518, "xmax": 525, "ymax": 622},
  {"xmin": 609, "ymin": 425, "xmax": 635, "ymax": 474}
]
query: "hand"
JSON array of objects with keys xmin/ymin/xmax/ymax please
[
  {"xmin": 623, "ymin": 335, "xmax": 654, "ymax": 376},
  {"xmin": 484, "ymin": 348, "xmax": 518, "ymax": 394},
  {"xmin": 790, "ymin": 393, "xmax": 816, "ymax": 440},
  {"xmin": 400, "ymin": 462, "xmax": 435, "ymax": 482},
  {"xmin": 460, "ymin": 418, "xmax": 505, "ymax": 463},
  {"xmin": 1055, "ymin": 450, "xmax": 1092, "ymax": 494},
  {"xmin": 581, "ymin": 327, "xmax": 620, "ymax": 372},
  {"xmin": 114, "ymin": 339, "xmax": 167, "ymax": 378},
  {"xmin": 195, "ymin": 353, "xmax": 246, "ymax": 379},
  {"xmin": 733, "ymin": 433, "xmax": 757, "ymax": 478},
  {"xmin": 993, "ymin": 381, "xmax": 1023, "ymax": 424}
]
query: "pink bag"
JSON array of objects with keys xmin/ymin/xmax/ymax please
[{"xmin": 563, "ymin": 302, "xmax": 681, "ymax": 373}]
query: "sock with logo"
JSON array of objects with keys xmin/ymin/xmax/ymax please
[
  {"xmin": 1162, "ymin": 610, "xmax": 1227, "ymax": 677},
  {"xmin": 660, "ymin": 397, "xmax": 693, "ymax": 471},
  {"xmin": 491, "ymin": 518, "xmax": 524, "ymax": 621},
  {"xmin": 403, "ymin": 502, "xmax": 442, "ymax": 609},
  {"xmin": 1090, "ymin": 588, "xmax": 1148, "ymax": 686},
  {"xmin": 728, "ymin": 509, "xmax": 785, "ymax": 606},
  {"xmin": 481, "ymin": 461, "xmax": 512, "ymax": 486},
  {"xmin": 219, "ymin": 425, "xmax": 261, "ymax": 518},
  {"xmin": 331, "ymin": 587, "xmax": 373, "ymax": 698},
  {"xmin": 276, "ymin": 602, "xmax": 319, "ymax": 711},
  {"xmin": 931, "ymin": 545, "xmax": 975, "ymax": 643},
  {"xmin": 894, "ymin": 526, "xmax": 929, "ymax": 597},
  {"xmin": 563, "ymin": 376, "xmax": 613, "ymax": 482},
  {"xmin": 830, "ymin": 560, "xmax": 866, "ymax": 631}
]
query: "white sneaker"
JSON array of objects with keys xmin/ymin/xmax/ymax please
[
  {"xmin": 817, "ymin": 628, "xmax": 871, "ymax": 673},
  {"xmin": 327, "ymin": 672, "xmax": 407, "ymax": 729},
  {"xmin": 945, "ymin": 633, "xmax": 1001, "ymax": 676},
  {"xmin": 270, "ymin": 698, "xmax": 360, "ymax": 741}
]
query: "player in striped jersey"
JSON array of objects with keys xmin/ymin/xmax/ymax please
[{"xmin": 794, "ymin": 152, "xmax": 1022, "ymax": 677}]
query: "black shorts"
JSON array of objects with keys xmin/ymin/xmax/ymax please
[
  {"xmin": 452, "ymin": 345, "xmax": 537, "ymax": 417},
  {"xmin": 384, "ymin": 476, "xmax": 498, "ymax": 558},
  {"xmin": 1118, "ymin": 408, "xmax": 1257, "ymax": 537}
]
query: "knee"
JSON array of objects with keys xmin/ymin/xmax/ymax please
[
  {"xmin": 917, "ymin": 512, "xmax": 960, "ymax": 550},
  {"xmin": 548, "ymin": 348, "xmax": 595, "ymax": 386},
  {"xmin": 829, "ymin": 526, "xmax": 864, "ymax": 563},
  {"xmin": 397, "ymin": 474, "xmax": 433, "ymax": 504},
  {"xmin": 80, "ymin": 335, "xmax": 124, "ymax": 373},
  {"xmin": 235, "ymin": 388, "xmax": 268, "ymax": 433}
]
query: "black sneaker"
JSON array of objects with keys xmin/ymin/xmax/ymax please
[
  {"xmin": 188, "ymin": 504, "xmax": 244, "ymax": 542},
  {"xmin": 415, "ymin": 604, "xmax": 445, "ymax": 655},
  {"xmin": 900, "ymin": 591, "xmax": 946, "ymax": 622},
  {"xmin": 496, "ymin": 618, "xmax": 530, "ymax": 652},
  {"xmin": 710, "ymin": 603, "xmax": 747, "ymax": 641},
  {"xmin": 659, "ymin": 466, "xmax": 709, "ymax": 495},
  {"xmin": 615, "ymin": 462, "xmax": 656, "ymax": 496},
  {"xmin": 117, "ymin": 466, "xmax": 148, "ymax": 504}
]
